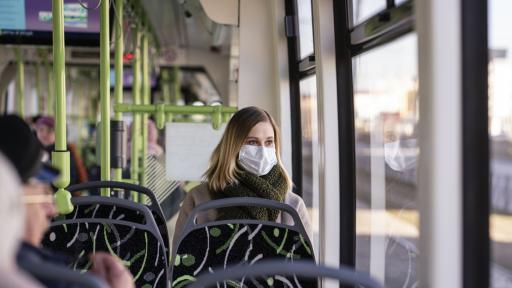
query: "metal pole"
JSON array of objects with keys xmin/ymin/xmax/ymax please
[
  {"xmin": 76, "ymin": 79, "xmax": 84, "ymax": 153},
  {"xmin": 161, "ymin": 68, "xmax": 170, "ymax": 104},
  {"xmin": 52, "ymin": 0, "xmax": 72, "ymax": 214},
  {"xmin": 173, "ymin": 65, "xmax": 181, "ymax": 103},
  {"xmin": 140, "ymin": 34, "xmax": 149, "ymax": 192},
  {"xmin": 15, "ymin": 48, "xmax": 25, "ymax": 118},
  {"xmin": 113, "ymin": 0, "xmax": 124, "ymax": 182},
  {"xmin": 41, "ymin": 50, "xmax": 54, "ymax": 115},
  {"xmin": 100, "ymin": 0, "xmax": 111, "ymax": 196},
  {"xmin": 35, "ymin": 62, "xmax": 43, "ymax": 113},
  {"xmin": 131, "ymin": 26, "xmax": 142, "ymax": 197}
]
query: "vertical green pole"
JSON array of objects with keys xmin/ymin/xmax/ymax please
[
  {"xmin": 140, "ymin": 34, "xmax": 149, "ymax": 194},
  {"xmin": 15, "ymin": 48, "xmax": 25, "ymax": 118},
  {"xmin": 113, "ymin": 0, "xmax": 124, "ymax": 182},
  {"xmin": 36, "ymin": 64, "xmax": 44, "ymax": 114},
  {"xmin": 45, "ymin": 60, "xmax": 54, "ymax": 115},
  {"xmin": 173, "ymin": 65, "xmax": 182, "ymax": 103},
  {"xmin": 52, "ymin": 0, "xmax": 72, "ymax": 214},
  {"xmin": 76, "ymin": 80, "xmax": 84, "ymax": 153},
  {"xmin": 161, "ymin": 68, "xmax": 173, "ymax": 122},
  {"xmin": 131, "ymin": 27, "xmax": 141, "ymax": 200},
  {"xmin": 161, "ymin": 68, "xmax": 170, "ymax": 104},
  {"xmin": 100, "ymin": 0, "xmax": 111, "ymax": 196}
]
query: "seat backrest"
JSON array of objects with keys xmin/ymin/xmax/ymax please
[
  {"xmin": 68, "ymin": 181, "xmax": 170, "ymax": 256},
  {"xmin": 42, "ymin": 203, "xmax": 169, "ymax": 288},
  {"xmin": 170, "ymin": 197, "xmax": 316, "ymax": 288},
  {"xmin": 190, "ymin": 260, "xmax": 383, "ymax": 288}
]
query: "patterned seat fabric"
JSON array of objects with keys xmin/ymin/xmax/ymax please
[
  {"xmin": 63, "ymin": 198, "xmax": 171, "ymax": 260},
  {"xmin": 65, "ymin": 202, "xmax": 147, "ymax": 224},
  {"xmin": 67, "ymin": 182, "xmax": 171, "ymax": 260},
  {"xmin": 171, "ymin": 223, "xmax": 316, "ymax": 288},
  {"xmin": 42, "ymin": 221, "xmax": 169, "ymax": 288}
]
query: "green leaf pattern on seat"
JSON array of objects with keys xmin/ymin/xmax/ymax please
[{"xmin": 172, "ymin": 224, "xmax": 316, "ymax": 288}]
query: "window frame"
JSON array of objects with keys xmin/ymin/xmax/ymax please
[{"xmin": 285, "ymin": 0, "xmax": 316, "ymax": 197}]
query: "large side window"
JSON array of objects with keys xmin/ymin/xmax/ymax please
[
  {"xmin": 353, "ymin": 33, "xmax": 419, "ymax": 287},
  {"xmin": 489, "ymin": 0, "xmax": 512, "ymax": 286},
  {"xmin": 335, "ymin": 0, "xmax": 418, "ymax": 286}
]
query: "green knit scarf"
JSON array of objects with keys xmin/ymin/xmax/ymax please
[{"xmin": 213, "ymin": 165, "xmax": 288, "ymax": 221}]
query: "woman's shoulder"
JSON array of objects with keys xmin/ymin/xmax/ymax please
[
  {"xmin": 284, "ymin": 191, "xmax": 306, "ymax": 208},
  {"xmin": 187, "ymin": 182, "xmax": 212, "ymax": 204}
]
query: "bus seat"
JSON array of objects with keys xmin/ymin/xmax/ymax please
[
  {"xmin": 190, "ymin": 260, "xmax": 383, "ymax": 288},
  {"xmin": 42, "ymin": 203, "xmax": 169, "ymax": 288},
  {"xmin": 67, "ymin": 181, "xmax": 170, "ymax": 256},
  {"xmin": 170, "ymin": 197, "xmax": 316, "ymax": 288}
]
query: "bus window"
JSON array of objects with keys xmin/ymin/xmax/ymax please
[
  {"xmin": 299, "ymin": 75, "xmax": 319, "ymax": 254},
  {"xmin": 297, "ymin": 0, "xmax": 314, "ymax": 59},
  {"xmin": 351, "ymin": 0, "xmax": 386, "ymax": 27},
  {"xmin": 353, "ymin": 33, "xmax": 419, "ymax": 287},
  {"xmin": 489, "ymin": 0, "xmax": 512, "ymax": 286}
]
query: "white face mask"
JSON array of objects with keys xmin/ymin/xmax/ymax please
[
  {"xmin": 238, "ymin": 145, "xmax": 277, "ymax": 176},
  {"xmin": 384, "ymin": 138, "xmax": 418, "ymax": 171}
]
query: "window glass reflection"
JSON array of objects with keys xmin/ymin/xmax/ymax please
[
  {"xmin": 353, "ymin": 33, "xmax": 419, "ymax": 287},
  {"xmin": 297, "ymin": 0, "xmax": 314, "ymax": 59},
  {"xmin": 299, "ymin": 76, "xmax": 320, "ymax": 254},
  {"xmin": 489, "ymin": 0, "xmax": 512, "ymax": 286}
]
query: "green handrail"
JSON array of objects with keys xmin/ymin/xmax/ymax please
[
  {"xmin": 113, "ymin": 0, "xmax": 124, "ymax": 182},
  {"xmin": 140, "ymin": 34, "xmax": 149, "ymax": 195},
  {"xmin": 100, "ymin": 0, "xmax": 111, "ymax": 196},
  {"xmin": 15, "ymin": 48, "xmax": 25, "ymax": 118},
  {"xmin": 52, "ymin": 0, "xmax": 72, "ymax": 214},
  {"xmin": 114, "ymin": 104, "xmax": 237, "ymax": 130},
  {"xmin": 130, "ymin": 26, "xmax": 142, "ymax": 199}
]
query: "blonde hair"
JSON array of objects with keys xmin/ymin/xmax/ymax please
[
  {"xmin": 204, "ymin": 106, "xmax": 292, "ymax": 192},
  {"xmin": 0, "ymin": 153, "xmax": 24, "ymax": 269}
]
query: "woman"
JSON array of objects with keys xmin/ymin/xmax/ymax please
[{"xmin": 172, "ymin": 106, "xmax": 312, "ymax": 248}]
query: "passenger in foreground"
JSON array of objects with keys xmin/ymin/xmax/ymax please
[
  {"xmin": 0, "ymin": 153, "xmax": 42, "ymax": 288},
  {"xmin": 0, "ymin": 115, "xmax": 134, "ymax": 288},
  {"xmin": 173, "ymin": 106, "xmax": 313, "ymax": 247}
]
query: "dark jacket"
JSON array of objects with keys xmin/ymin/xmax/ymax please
[{"xmin": 17, "ymin": 242, "xmax": 76, "ymax": 288}]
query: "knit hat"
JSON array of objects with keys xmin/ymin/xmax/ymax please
[
  {"xmin": 35, "ymin": 116, "xmax": 55, "ymax": 129},
  {"xmin": 0, "ymin": 115, "xmax": 46, "ymax": 183}
]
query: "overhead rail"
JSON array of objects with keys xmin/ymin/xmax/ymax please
[{"xmin": 114, "ymin": 104, "xmax": 237, "ymax": 130}]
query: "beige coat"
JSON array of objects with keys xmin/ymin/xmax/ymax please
[{"xmin": 172, "ymin": 183, "xmax": 314, "ymax": 250}]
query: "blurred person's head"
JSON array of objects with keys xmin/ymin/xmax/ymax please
[
  {"xmin": 0, "ymin": 153, "xmax": 24, "ymax": 270},
  {"xmin": 147, "ymin": 120, "xmax": 163, "ymax": 156},
  {"xmin": 148, "ymin": 119, "xmax": 158, "ymax": 145},
  {"xmin": 34, "ymin": 116, "xmax": 55, "ymax": 147},
  {"xmin": 204, "ymin": 106, "xmax": 291, "ymax": 192},
  {"xmin": 0, "ymin": 115, "xmax": 59, "ymax": 246},
  {"xmin": 28, "ymin": 115, "xmax": 42, "ymax": 130},
  {"xmin": 22, "ymin": 177, "xmax": 58, "ymax": 246}
]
